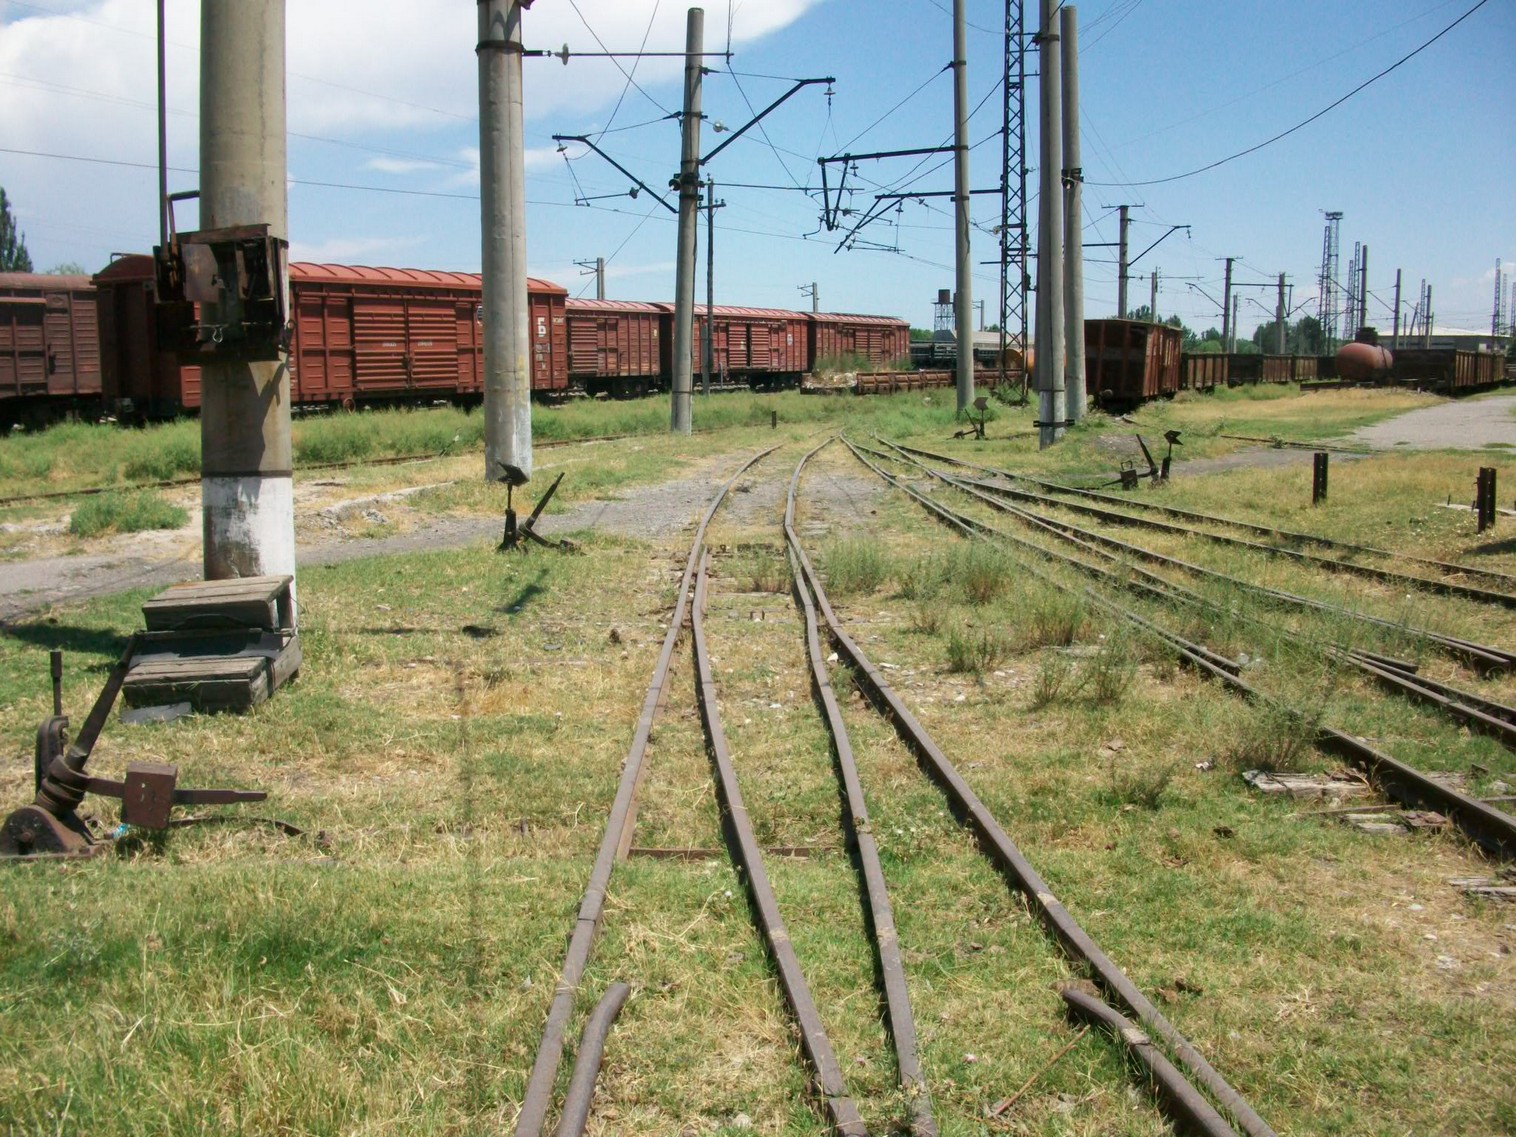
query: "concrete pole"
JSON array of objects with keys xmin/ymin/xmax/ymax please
[
  {"xmin": 1221, "ymin": 256, "xmax": 1234, "ymax": 351},
  {"xmin": 952, "ymin": 0, "xmax": 974, "ymax": 415},
  {"xmin": 702, "ymin": 176, "xmax": 717, "ymax": 397},
  {"xmin": 1392, "ymin": 268, "xmax": 1402, "ymax": 349},
  {"xmin": 1230, "ymin": 294, "xmax": 1240, "ymax": 354},
  {"xmin": 1115, "ymin": 204, "xmax": 1130, "ymax": 318},
  {"xmin": 156, "ymin": 0, "xmax": 168, "ymax": 252},
  {"xmin": 1424, "ymin": 285, "xmax": 1433, "ymax": 348},
  {"xmin": 595, "ymin": 256, "xmax": 605, "ymax": 300},
  {"xmin": 478, "ymin": 0, "xmax": 532, "ymax": 478},
  {"xmin": 1149, "ymin": 270, "xmax": 1158, "ymax": 324},
  {"xmin": 670, "ymin": 7, "xmax": 703, "ymax": 434},
  {"xmin": 1276, "ymin": 272, "xmax": 1287, "ymax": 354},
  {"xmin": 198, "ymin": 0, "xmax": 295, "ymax": 598},
  {"xmin": 810, "ymin": 282, "xmax": 819, "ymax": 313},
  {"xmin": 1035, "ymin": 0, "xmax": 1064, "ymax": 447},
  {"xmin": 1061, "ymin": 5, "xmax": 1084, "ymax": 424}
]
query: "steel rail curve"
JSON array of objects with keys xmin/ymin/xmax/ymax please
[
  {"xmin": 552, "ymin": 982, "xmax": 631, "ymax": 1137},
  {"xmin": 784, "ymin": 445, "xmax": 936, "ymax": 1135},
  {"xmin": 1059, "ymin": 986, "xmax": 1240, "ymax": 1137},
  {"xmin": 691, "ymin": 550, "xmax": 870, "ymax": 1136},
  {"xmin": 514, "ymin": 445, "xmax": 780, "ymax": 1137},
  {"xmin": 894, "ymin": 442, "xmax": 1516, "ymax": 593},
  {"xmin": 791, "ymin": 442, "xmax": 1277, "ymax": 1137},
  {"xmin": 847, "ymin": 440, "xmax": 1516, "ymax": 861},
  {"xmin": 872, "ymin": 441, "xmax": 1516, "ymax": 751},
  {"xmin": 878, "ymin": 443, "xmax": 1516, "ymax": 675}
]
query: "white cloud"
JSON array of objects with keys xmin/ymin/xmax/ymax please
[
  {"xmin": 364, "ymin": 157, "xmax": 448, "ymax": 175},
  {"xmin": 287, "ymin": 234, "xmax": 421, "ymax": 265}
]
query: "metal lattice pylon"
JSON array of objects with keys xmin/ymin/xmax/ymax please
[
  {"xmin": 997, "ymin": 0, "xmax": 1029, "ymax": 381},
  {"xmin": 1317, "ymin": 210, "xmax": 1343, "ymax": 350}
]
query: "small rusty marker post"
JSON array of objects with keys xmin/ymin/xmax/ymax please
[
  {"xmin": 1476, "ymin": 467, "xmax": 1497, "ymax": 533},
  {"xmin": 1312, "ymin": 452, "xmax": 1329, "ymax": 505}
]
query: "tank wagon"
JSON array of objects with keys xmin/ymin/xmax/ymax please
[{"xmin": 0, "ymin": 273, "xmax": 101, "ymax": 427}]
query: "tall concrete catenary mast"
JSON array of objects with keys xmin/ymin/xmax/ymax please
[
  {"xmin": 670, "ymin": 7, "xmax": 704, "ymax": 434},
  {"xmin": 1034, "ymin": 0, "xmax": 1064, "ymax": 447},
  {"xmin": 478, "ymin": 0, "xmax": 534, "ymax": 479},
  {"xmin": 198, "ymin": 0, "xmax": 295, "ymax": 596},
  {"xmin": 952, "ymin": 0, "xmax": 974, "ymax": 414},
  {"xmin": 1060, "ymin": 5, "xmax": 1084, "ymax": 423}
]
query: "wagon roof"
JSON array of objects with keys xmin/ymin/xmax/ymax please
[
  {"xmin": 292, "ymin": 263, "xmax": 566, "ymax": 295},
  {"xmin": 809, "ymin": 311, "xmax": 909, "ymax": 326},
  {"xmin": 90, "ymin": 254, "xmax": 566, "ymax": 296},
  {"xmin": 0, "ymin": 273, "xmax": 94, "ymax": 290},
  {"xmin": 565, "ymin": 298, "xmax": 666, "ymax": 314}
]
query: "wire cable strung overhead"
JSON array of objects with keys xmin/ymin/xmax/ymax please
[{"xmin": 1086, "ymin": 0, "xmax": 1492, "ymax": 187}]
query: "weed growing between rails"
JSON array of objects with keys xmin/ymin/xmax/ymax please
[{"xmin": 791, "ymin": 441, "xmax": 1516, "ymax": 1134}]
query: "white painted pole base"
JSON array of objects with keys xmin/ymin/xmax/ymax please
[{"xmin": 202, "ymin": 474, "xmax": 297, "ymax": 617}]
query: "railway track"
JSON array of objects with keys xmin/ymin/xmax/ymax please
[
  {"xmin": 850, "ymin": 438, "xmax": 1516, "ymax": 861},
  {"xmin": 515, "ymin": 439, "xmax": 1271, "ymax": 1135}
]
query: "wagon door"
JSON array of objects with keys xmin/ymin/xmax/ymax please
[
  {"xmin": 293, "ymin": 290, "xmax": 353, "ymax": 405},
  {"xmin": 0, "ymin": 297, "xmax": 46, "ymax": 399},
  {"xmin": 353, "ymin": 296, "xmax": 408, "ymax": 393},
  {"xmin": 405, "ymin": 298, "xmax": 457, "ymax": 393}
]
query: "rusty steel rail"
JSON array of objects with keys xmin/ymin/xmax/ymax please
[
  {"xmin": 894, "ymin": 442, "xmax": 1516, "ymax": 593},
  {"xmin": 784, "ymin": 448, "xmax": 936, "ymax": 1136},
  {"xmin": 849, "ymin": 442, "xmax": 1516, "ymax": 862},
  {"xmin": 553, "ymin": 982, "xmax": 631, "ymax": 1137},
  {"xmin": 798, "ymin": 446, "xmax": 1276, "ymax": 1137},
  {"xmin": 514, "ymin": 446, "xmax": 780, "ymax": 1137},
  {"xmin": 874, "ymin": 441, "xmax": 1516, "ymax": 675},
  {"xmin": 951, "ymin": 470, "xmax": 1516, "ymax": 611},
  {"xmin": 1059, "ymin": 987, "xmax": 1240, "ymax": 1137},
  {"xmin": 692, "ymin": 551, "xmax": 869, "ymax": 1136},
  {"xmin": 872, "ymin": 443, "xmax": 1516, "ymax": 748}
]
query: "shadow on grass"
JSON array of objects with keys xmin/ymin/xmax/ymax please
[
  {"xmin": 497, "ymin": 568, "xmax": 549, "ymax": 616},
  {"xmin": 0, "ymin": 621, "xmax": 128, "ymax": 659},
  {"xmin": 1466, "ymin": 536, "xmax": 1516, "ymax": 557}
]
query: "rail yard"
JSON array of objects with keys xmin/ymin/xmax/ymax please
[{"xmin": 0, "ymin": 387, "xmax": 1511, "ymax": 1134}]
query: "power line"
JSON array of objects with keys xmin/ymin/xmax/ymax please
[
  {"xmin": 591, "ymin": 0, "xmax": 662, "ymax": 140},
  {"xmin": 567, "ymin": 0, "xmax": 674, "ymax": 117},
  {"xmin": 1087, "ymin": 0, "xmax": 1493, "ymax": 187}
]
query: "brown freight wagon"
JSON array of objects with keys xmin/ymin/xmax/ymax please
[
  {"xmin": 809, "ymin": 312, "xmax": 911, "ymax": 371},
  {"xmin": 0, "ymin": 273, "xmax": 101, "ymax": 426},
  {"xmin": 1086, "ymin": 319, "xmax": 1181, "ymax": 409},
  {"xmin": 96, "ymin": 257, "xmax": 568, "ymax": 417},
  {"xmin": 1392, "ymin": 348, "xmax": 1504, "ymax": 393},
  {"xmin": 1179, "ymin": 352, "xmax": 1226, "ymax": 392},
  {"xmin": 564, "ymin": 298, "xmax": 664, "ymax": 397},
  {"xmin": 662, "ymin": 304, "xmax": 809, "ymax": 389},
  {"xmin": 292, "ymin": 264, "xmax": 567, "ymax": 405}
]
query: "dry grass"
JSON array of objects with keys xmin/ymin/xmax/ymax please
[{"xmin": 0, "ymin": 402, "xmax": 1514, "ymax": 1134}]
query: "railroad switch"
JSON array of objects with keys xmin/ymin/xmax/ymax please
[
  {"xmin": 498, "ymin": 465, "xmax": 575, "ymax": 553},
  {"xmin": 0, "ymin": 643, "xmax": 267, "ymax": 860}
]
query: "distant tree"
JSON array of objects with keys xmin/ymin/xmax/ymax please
[
  {"xmin": 0, "ymin": 187, "xmax": 32, "ymax": 272},
  {"xmin": 1127, "ymin": 304, "xmax": 1154, "ymax": 323},
  {"xmin": 910, "ymin": 327, "xmax": 933, "ymax": 341},
  {"xmin": 1190, "ymin": 339, "xmax": 1223, "ymax": 355},
  {"xmin": 45, "ymin": 260, "xmax": 88, "ymax": 275},
  {"xmin": 1291, "ymin": 315, "xmax": 1323, "ymax": 355}
]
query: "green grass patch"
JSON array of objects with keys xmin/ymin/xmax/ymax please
[{"xmin": 68, "ymin": 490, "xmax": 188, "ymax": 537}]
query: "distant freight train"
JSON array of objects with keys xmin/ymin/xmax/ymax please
[{"xmin": 0, "ymin": 258, "xmax": 909, "ymax": 424}]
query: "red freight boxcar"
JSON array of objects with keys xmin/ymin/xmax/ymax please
[
  {"xmin": 565, "ymin": 298, "xmax": 664, "ymax": 397},
  {"xmin": 0, "ymin": 273, "xmax": 101, "ymax": 426},
  {"xmin": 1085, "ymin": 319, "xmax": 1181, "ymax": 409},
  {"xmin": 290, "ymin": 264, "xmax": 567, "ymax": 405},
  {"xmin": 95, "ymin": 257, "xmax": 568, "ymax": 417},
  {"xmin": 662, "ymin": 304, "xmax": 809, "ymax": 388},
  {"xmin": 809, "ymin": 311, "xmax": 911, "ymax": 370}
]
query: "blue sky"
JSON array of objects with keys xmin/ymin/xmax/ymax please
[{"xmin": 3, "ymin": 0, "xmax": 1513, "ymax": 339}]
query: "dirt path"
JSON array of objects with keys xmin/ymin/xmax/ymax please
[{"xmin": 1350, "ymin": 394, "xmax": 1516, "ymax": 450}]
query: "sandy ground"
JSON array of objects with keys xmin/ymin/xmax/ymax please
[{"xmin": 0, "ymin": 397, "xmax": 1507, "ymax": 622}]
